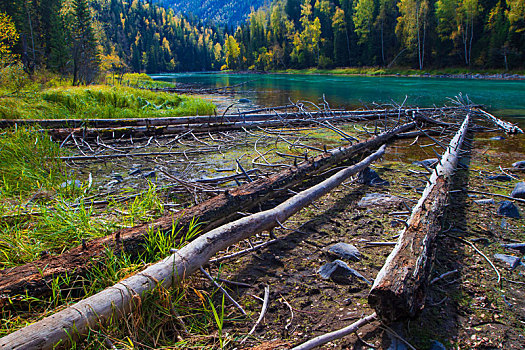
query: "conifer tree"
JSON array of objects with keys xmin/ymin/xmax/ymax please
[{"xmin": 71, "ymin": 0, "xmax": 100, "ymax": 85}]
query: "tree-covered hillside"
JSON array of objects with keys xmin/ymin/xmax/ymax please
[
  {"xmin": 1, "ymin": 0, "xmax": 523, "ymax": 77},
  {"xmin": 223, "ymin": 0, "xmax": 524, "ymax": 71},
  {"xmin": 162, "ymin": 0, "xmax": 267, "ymax": 25}
]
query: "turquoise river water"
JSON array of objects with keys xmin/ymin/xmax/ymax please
[{"xmin": 152, "ymin": 72, "xmax": 525, "ymax": 125}]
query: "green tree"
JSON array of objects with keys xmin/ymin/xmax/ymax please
[
  {"xmin": 332, "ymin": 7, "xmax": 350, "ymax": 66},
  {"xmin": 376, "ymin": 0, "xmax": 398, "ymax": 65},
  {"xmin": 396, "ymin": 0, "xmax": 431, "ymax": 69},
  {"xmin": 70, "ymin": 0, "xmax": 100, "ymax": 85},
  {"xmin": 291, "ymin": 0, "xmax": 322, "ymax": 67},
  {"xmin": 353, "ymin": 0, "xmax": 376, "ymax": 45},
  {"xmin": 224, "ymin": 35, "xmax": 240, "ymax": 69}
]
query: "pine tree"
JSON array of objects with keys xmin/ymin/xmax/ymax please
[{"xmin": 71, "ymin": 0, "xmax": 100, "ymax": 85}]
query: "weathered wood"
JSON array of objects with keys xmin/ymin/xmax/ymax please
[
  {"xmin": 0, "ymin": 145, "xmax": 387, "ymax": 350},
  {"xmin": 368, "ymin": 115, "xmax": 470, "ymax": 323},
  {"xmin": 474, "ymin": 108, "xmax": 523, "ymax": 134},
  {"xmin": 291, "ymin": 312, "xmax": 377, "ymax": 350},
  {"xmin": 0, "ymin": 106, "xmax": 465, "ymax": 130},
  {"xmin": 0, "ymin": 122, "xmax": 415, "ymax": 298}
]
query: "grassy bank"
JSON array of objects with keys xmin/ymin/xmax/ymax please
[
  {"xmin": 0, "ymin": 84, "xmax": 215, "ymax": 120},
  {"xmin": 273, "ymin": 67, "xmax": 525, "ymax": 77}
]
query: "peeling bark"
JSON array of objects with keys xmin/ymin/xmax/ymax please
[{"xmin": 368, "ymin": 115, "xmax": 470, "ymax": 322}]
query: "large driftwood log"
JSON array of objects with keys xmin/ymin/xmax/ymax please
[
  {"xmin": 0, "ymin": 146, "xmax": 387, "ymax": 350},
  {"xmin": 0, "ymin": 122, "xmax": 415, "ymax": 298},
  {"xmin": 368, "ymin": 115, "xmax": 470, "ymax": 323}
]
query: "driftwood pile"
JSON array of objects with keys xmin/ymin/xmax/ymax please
[{"xmin": 0, "ymin": 101, "xmax": 521, "ymax": 349}]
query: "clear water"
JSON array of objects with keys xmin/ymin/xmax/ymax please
[{"xmin": 151, "ymin": 72, "xmax": 525, "ymax": 125}]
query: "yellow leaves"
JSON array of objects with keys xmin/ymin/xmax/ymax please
[
  {"xmin": 506, "ymin": 0, "xmax": 525, "ymax": 28},
  {"xmin": 0, "ymin": 12, "xmax": 19, "ymax": 65}
]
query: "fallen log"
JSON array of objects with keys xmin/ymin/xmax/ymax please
[
  {"xmin": 0, "ymin": 122, "xmax": 416, "ymax": 298},
  {"xmin": 0, "ymin": 106, "xmax": 466, "ymax": 130},
  {"xmin": 474, "ymin": 108, "xmax": 523, "ymax": 134},
  {"xmin": 0, "ymin": 145, "xmax": 387, "ymax": 349},
  {"xmin": 368, "ymin": 114, "xmax": 470, "ymax": 323}
]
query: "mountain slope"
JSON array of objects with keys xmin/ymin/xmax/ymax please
[{"xmin": 162, "ymin": 0, "xmax": 267, "ymax": 25}]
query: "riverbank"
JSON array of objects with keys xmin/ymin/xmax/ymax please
[{"xmin": 229, "ymin": 67, "xmax": 525, "ymax": 80}]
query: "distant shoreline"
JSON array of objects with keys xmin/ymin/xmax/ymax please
[{"xmin": 212, "ymin": 69, "xmax": 525, "ymax": 80}]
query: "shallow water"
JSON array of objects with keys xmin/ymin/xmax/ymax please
[{"xmin": 152, "ymin": 72, "xmax": 525, "ymax": 126}]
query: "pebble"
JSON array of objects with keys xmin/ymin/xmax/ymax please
[
  {"xmin": 357, "ymin": 167, "xmax": 389, "ymax": 186},
  {"xmin": 512, "ymin": 160, "xmax": 525, "ymax": 168},
  {"xmin": 238, "ymin": 98, "xmax": 251, "ymax": 103},
  {"xmin": 318, "ymin": 260, "xmax": 371, "ymax": 285},
  {"xmin": 142, "ymin": 170, "xmax": 156, "ymax": 178},
  {"xmin": 487, "ymin": 174, "xmax": 512, "ymax": 182},
  {"xmin": 358, "ymin": 193, "xmax": 401, "ymax": 207},
  {"xmin": 498, "ymin": 201, "xmax": 521, "ymax": 218},
  {"xmin": 490, "ymin": 136, "xmax": 505, "ymax": 141},
  {"xmin": 327, "ymin": 243, "xmax": 361, "ymax": 261},
  {"xmin": 494, "ymin": 254, "xmax": 522, "ymax": 269},
  {"xmin": 501, "ymin": 243, "xmax": 525, "ymax": 254},
  {"xmin": 61, "ymin": 180, "xmax": 82, "ymax": 189},
  {"xmin": 412, "ymin": 158, "xmax": 438, "ymax": 168},
  {"xmin": 510, "ymin": 182, "xmax": 525, "ymax": 199}
]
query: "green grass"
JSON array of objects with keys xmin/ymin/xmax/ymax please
[
  {"xmin": 0, "ymin": 127, "xmax": 66, "ymax": 197},
  {"xmin": 0, "ymin": 85, "xmax": 215, "ymax": 120},
  {"xmin": 273, "ymin": 66, "xmax": 525, "ymax": 77},
  {"xmin": 106, "ymin": 73, "xmax": 176, "ymax": 89}
]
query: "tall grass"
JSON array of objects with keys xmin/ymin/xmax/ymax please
[
  {"xmin": 0, "ymin": 128, "xmax": 65, "ymax": 196},
  {"xmin": 0, "ymin": 85, "xmax": 215, "ymax": 120}
]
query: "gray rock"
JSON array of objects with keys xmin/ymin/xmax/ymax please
[
  {"xmin": 474, "ymin": 198, "xmax": 495, "ymax": 205},
  {"xmin": 142, "ymin": 170, "xmax": 156, "ymax": 178},
  {"xmin": 510, "ymin": 182, "xmax": 525, "ymax": 199},
  {"xmin": 512, "ymin": 160, "xmax": 525, "ymax": 169},
  {"xmin": 490, "ymin": 136, "xmax": 505, "ymax": 141},
  {"xmin": 498, "ymin": 201, "xmax": 521, "ymax": 218},
  {"xmin": 430, "ymin": 340, "xmax": 447, "ymax": 350},
  {"xmin": 387, "ymin": 341, "xmax": 408, "ymax": 350},
  {"xmin": 501, "ymin": 243, "xmax": 525, "ymax": 254},
  {"xmin": 494, "ymin": 254, "xmax": 521, "ymax": 269},
  {"xmin": 487, "ymin": 174, "xmax": 512, "ymax": 182},
  {"xmin": 358, "ymin": 193, "xmax": 402, "ymax": 207},
  {"xmin": 327, "ymin": 243, "xmax": 361, "ymax": 261},
  {"xmin": 357, "ymin": 167, "xmax": 389, "ymax": 186},
  {"xmin": 318, "ymin": 260, "xmax": 371, "ymax": 285},
  {"xmin": 412, "ymin": 158, "xmax": 438, "ymax": 168},
  {"xmin": 61, "ymin": 180, "xmax": 82, "ymax": 189}
]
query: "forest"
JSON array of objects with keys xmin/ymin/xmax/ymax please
[{"xmin": 1, "ymin": 0, "xmax": 524, "ymax": 78}]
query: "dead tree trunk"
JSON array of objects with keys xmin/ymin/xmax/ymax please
[
  {"xmin": 474, "ymin": 108, "xmax": 523, "ymax": 134},
  {"xmin": 368, "ymin": 115, "xmax": 470, "ymax": 323},
  {"xmin": 0, "ymin": 146, "xmax": 387, "ymax": 350},
  {"xmin": 0, "ymin": 122, "xmax": 416, "ymax": 298},
  {"xmin": 0, "ymin": 106, "xmax": 467, "ymax": 130}
]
